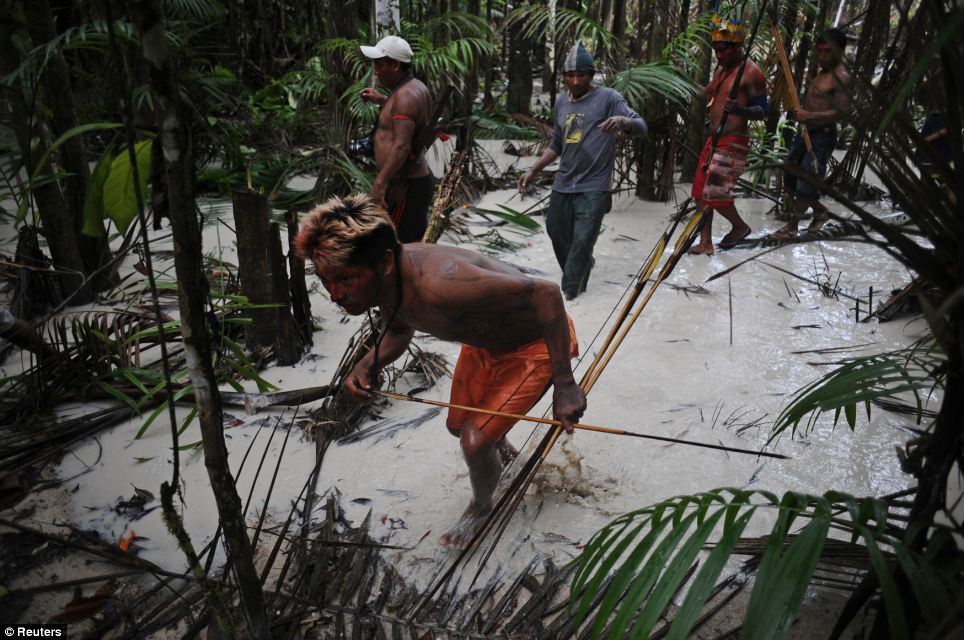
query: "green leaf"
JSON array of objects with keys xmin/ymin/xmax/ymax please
[
  {"xmin": 666, "ymin": 506, "xmax": 756, "ymax": 639},
  {"xmin": 17, "ymin": 122, "xmax": 123, "ymax": 223},
  {"xmin": 82, "ymin": 143, "xmax": 115, "ymax": 237},
  {"xmin": 103, "ymin": 139, "xmax": 152, "ymax": 234}
]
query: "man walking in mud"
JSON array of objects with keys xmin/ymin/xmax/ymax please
[
  {"xmin": 772, "ymin": 28, "xmax": 852, "ymax": 239},
  {"xmin": 517, "ymin": 42, "xmax": 647, "ymax": 300},
  {"xmin": 359, "ymin": 36, "xmax": 435, "ymax": 242},
  {"xmin": 296, "ymin": 195, "xmax": 587, "ymax": 548},
  {"xmin": 688, "ymin": 15, "xmax": 768, "ymax": 255}
]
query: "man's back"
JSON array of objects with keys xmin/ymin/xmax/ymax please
[{"xmin": 392, "ymin": 244, "xmax": 554, "ymax": 353}]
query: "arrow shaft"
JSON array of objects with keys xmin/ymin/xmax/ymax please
[{"xmin": 374, "ymin": 390, "xmax": 786, "ymax": 459}]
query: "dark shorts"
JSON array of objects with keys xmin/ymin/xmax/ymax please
[
  {"xmin": 387, "ymin": 173, "xmax": 436, "ymax": 243},
  {"xmin": 784, "ymin": 130, "xmax": 836, "ymax": 199}
]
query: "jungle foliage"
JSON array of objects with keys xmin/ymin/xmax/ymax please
[{"xmin": 1, "ymin": 0, "xmax": 962, "ymax": 637}]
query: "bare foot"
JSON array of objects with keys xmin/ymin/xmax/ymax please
[
  {"xmin": 718, "ymin": 224, "xmax": 752, "ymax": 249},
  {"xmin": 806, "ymin": 212, "xmax": 828, "ymax": 232},
  {"xmin": 440, "ymin": 500, "xmax": 491, "ymax": 549},
  {"xmin": 688, "ymin": 242, "xmax": 715, "ymax": 256},
  {"xmin": 770, "ymin": 225, "xmax": 799, "ymax": 241},
  {"xmin": 497, "ymin": 438, "xmax": 518, "ymax": 466}
]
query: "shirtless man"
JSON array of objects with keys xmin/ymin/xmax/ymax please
[
  {"xmin": 688, "ymin": 15, "xmax": 768, "ymax": 256},
  {"xmin": 296, "ymin": 195, "xmax": 587, "ymax": 547},
  {"xmin": 773, "ymin": 29, "xmax": 852, "ymax": 239},
  {"xmin": 360, "ymin": 36, "xmax": 435, "ymax": 243}
]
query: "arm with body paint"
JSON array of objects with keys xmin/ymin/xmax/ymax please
[{"xmin": 724, "ymin": 62, "xmax": 768, "ymax": 120}]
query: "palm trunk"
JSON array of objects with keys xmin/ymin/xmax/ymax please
[
  {"xmin": 130, "ymin": 2, "xmax": 269, "ymax": 636},
  {"xmin": 22, "ymin": 0, "xmax": 113, "ymax": 289},
  {"xmin": 0, "ymin": 18, "xmax": 93, "ymax": 304},
  {"xmin": 506, "ymin": 8, "xmax": 533, "ymax": 114}
]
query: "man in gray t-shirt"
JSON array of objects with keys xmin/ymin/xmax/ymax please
[{"xmin": 518, "ymin": 42, "xmax": 647, "ymax": 300}]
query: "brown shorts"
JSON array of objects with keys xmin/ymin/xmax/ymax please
[{"xmin": 447, "ymin": 315, "xmax": 579, "ymax": 441}]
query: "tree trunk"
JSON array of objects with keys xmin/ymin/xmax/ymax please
[
  {"xmin": 680, "ymin": 39, "xmax": 712, "ymax": 183},
  {"xmin": 287, "ymin": 210, "xmax": 314, "ymax": 347},
  {"xmin": 0, "ymin": 19, "xmax": 93, "ymax": 305},
  {"xmin": 232, "ymin": 189, "xmax": 280, "ymax": 353},
  {"xmin": 268, "ymin": 221, "xmax": 303, "ymax": 365},
  {"xmin": 612, "ymin": 0, "xmax": 626, "ymax": 41},
  {"xmin": 506, "ymin": 15, "xmax": 533, "ymax": 114},
  {"xmin": 22, "ymin": 0, "xmax": 113, "ymax": 289},
  {"xmin": 130, "ymin": 2, "xmax": 270, "ymax": 637}
]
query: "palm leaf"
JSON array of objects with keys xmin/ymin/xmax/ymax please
[
  {"xmin": 771, "ymin": 338, "xmax": 944, "ymax": 440},
  {"xmin": 572, "ymin": 489, "xmax": 961, "ymax": 640}
]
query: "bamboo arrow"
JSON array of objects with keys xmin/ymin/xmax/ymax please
[
  {"xmin": 374, "ymin": 390, "xmax": 786, "ymax": 460},
  {"xmin": 769, "ymin": 13, "xmax": 814, "ymax": 154}
]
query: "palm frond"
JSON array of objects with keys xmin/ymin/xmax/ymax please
[
  {"xmin": 572, "ymin": 488, "xmax": 961, "ymax": 640},
  {"xmin": 416, "ymin": 12, "xmax": 494, "ymax": 42},
  {"xmin": 771, "ymin": 338, "xmax": 945, "ymax": 440},
  {"xmin": 606, "ymin": 62, "xmax": 699, "ymax": 113},
  {"xmin": 504, "ymin": 6, "xmax": 620, "ymax": 65},
  {"xmin": 161, "ymin": 0, "xmax": 225, "ymax": 21},
  {"xmin": 316, "ymin": 37, "xmax": 371, "ymax": 80}
]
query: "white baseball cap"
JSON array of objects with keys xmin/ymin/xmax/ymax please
[{"xmin": 360, "ymin": 35, "xmax": 413, "ymax": 63}]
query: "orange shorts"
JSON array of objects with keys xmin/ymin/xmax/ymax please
[{"xmin": 447, "ymin": 315, "xmax": 579, "ymax": 441}]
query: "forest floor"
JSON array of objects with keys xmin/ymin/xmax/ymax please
[{"xmin": 0, "ymin": 143, "xmax": 928, "ymax": 636}]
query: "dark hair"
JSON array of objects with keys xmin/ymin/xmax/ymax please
[
  {"xmin": 817, "ymin": 28, "xmax": 847, "ymax": 51},
  {"xmin": 398, "ymin": 61, "xmax": 412, "ymax": 72},
  {"xmin": 295, "ymin": 195, "xmax": 401, "ymax": 273},
  {"xmin": 348, "ymin": 223, "xmax": 401, "ymax": 269}
]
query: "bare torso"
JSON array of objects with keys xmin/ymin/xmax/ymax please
[
  {"xmin": 706, "ymin": 60, "xmax": 765, "ymax": 135},
  {"xmin": 386, "ymin": 244, "xmax": 546, "ymax": 352},
  {"xmin": 801, "ymin": 64, "xmax": 851, "ymax": 129},
  {"xmin": 373, "ymin": 78, "xmax": 432, "ymax": 179}
]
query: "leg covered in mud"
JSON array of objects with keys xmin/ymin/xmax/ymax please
[{"xmin": 440, "ymin": 424, "xmax": 501, "ymax": 548}]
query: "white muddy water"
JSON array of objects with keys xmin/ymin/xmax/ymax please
[{"xmin": 32, "ymin": 175, "xmax": 928, "ymax": 593}]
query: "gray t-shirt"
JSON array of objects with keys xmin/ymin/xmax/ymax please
[{"xmin": 549, "ymin": 87, "xmax": 647, "ymax": 194}]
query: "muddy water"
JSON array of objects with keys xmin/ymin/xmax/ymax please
[{"xmin": 48, "ymin": 183, "xmax": 926, "ymax": 588}]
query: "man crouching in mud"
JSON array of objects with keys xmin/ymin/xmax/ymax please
[{"xmin": 296, "ymin": 195, "xmax": 586, "ymax": 548}]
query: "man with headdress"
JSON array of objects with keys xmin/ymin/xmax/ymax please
[
  {"xmin": 688, "ymin": 14, "xmax": 768, "ymax": 255},
  {"xmin": 359, "ymin": 35, "xmax": 435, "ymax": 243},
  {"xmin": 296, "ymin": 195, "xmax": 586, "ymax": 547},
  {"xmin": 772, "ymin": 28, "xmax": 852, "ymax": 239},
  {"xmin": 518, "ymin": 42, "xmax": 647, "ymax": 300}
]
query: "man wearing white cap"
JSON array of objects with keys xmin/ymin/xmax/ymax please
[
  {"xmin": 518, "ymin": 42, "xmax": 647, "ymax": 300},
  {"xmin": 359, "ymin": 35, "xmax": 435, "ymax": 243}
]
